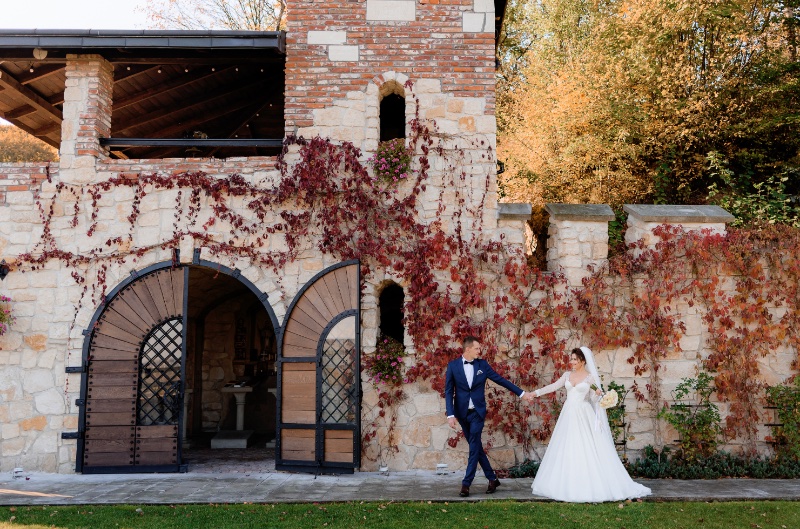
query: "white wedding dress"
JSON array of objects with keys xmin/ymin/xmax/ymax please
[{"xmin": 531, "ymin": 372, "xmax": 651, "ymax": 503}]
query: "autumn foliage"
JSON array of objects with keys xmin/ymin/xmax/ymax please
[
  {"xmin": 497, "ymin": 0, "xmax": 800, "ymax": 210},
  {"xmin": 0, "ymin": 125, "xmax": 58, "ymax": 163}
]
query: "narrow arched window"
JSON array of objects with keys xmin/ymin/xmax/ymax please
[
  {"xmin": 379, "ymin": 283, "xmax": 405, "ymax": 344},
  {"xmin": 380, "ymin": 93, "xmax": 406, "ymax": 142}
]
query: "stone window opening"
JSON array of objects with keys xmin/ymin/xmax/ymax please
[
  {"xmin": 378, "ymin": 282, "xmax": 405, "ymax": 345},
  {"xmin": 379, "ymin": 81, "xmax": 406, "ymax": 142}
]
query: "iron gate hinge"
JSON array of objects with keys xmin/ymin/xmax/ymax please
[
  {"xmin": 193, "ymin": 248, "xmax": 201, "ymax": 264},
  {"xmin": 65, "ymin": 365, "xmax": 86, "ymax": 374},
  {"xmin": 61, "ymin": 431, "xmax": 82, "ymax": 440},
  {"xmin": 75, "ymin": 399, "xmax": 85, "ymax": 407}
]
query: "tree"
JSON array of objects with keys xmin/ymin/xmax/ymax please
[
  {"xmin": 0, "ymin": 125, "xmax": 58, "ymax": 163},
  {"xmin": 497, "ymin": 0, "xmax": 800, "ymax": 212},
  {"xmin": 141, "ymin": 0, "xmax": 287, "ymax": 31}
]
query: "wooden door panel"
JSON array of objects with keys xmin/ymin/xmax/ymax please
[
  {"xmin": 87, "ymin": 373, "xmax": 138, "ymax": 387},
  {"xmin": 81, "ymin": 266, "xmax": 185, "ymax": 473},
  {"xmin": 136, "ymin": 425, "xmax": 178, "ymax": 439},
  {"xmin": 84, "ymin": 438, "xmax": 135, "ymax": 453},
  {"xmin": 89, "ymin": 348, "xmax": 138, "ymax": 362},
  {"xmin": 87, "ymin": 386, "xmax": 138, "ymax": 400},
  {"xmin": 85, "ymin": 426, "xmax": 136, "ymax": 440},
  {"xmin": 86, "ymin": 399, "xmax": 136, "ymax": 414},
  {"xmin": 84, "ymin": 452, "xmax": 135, "ymax": 467},
  {"xmin": 282, "ymin": 429, "xmax": 315, "ymax": 460},
  {"xmin": 106, "ymin": 303, "xmax": 151, "ymax": 336},
  {"xmin": 135, "ymin": 451, "xmax": 177, "ymax": 465},
  {"xmin": 85, "ymin": 412, "xmax": 136, "ymax": 426}
]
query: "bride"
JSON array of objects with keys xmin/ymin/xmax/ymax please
[{"xmin": 528, "ymin": 346, "xmax": 651, "ymax": 502}]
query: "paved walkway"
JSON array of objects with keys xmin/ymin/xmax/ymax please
[{"xmin": 1, "ymin": 470, "xmax": 799, "ymax": 505}]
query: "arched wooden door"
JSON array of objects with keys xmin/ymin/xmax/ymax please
[
  {"xmin": 76, "ymin": 265, "xmax": 187, "ymax": 473},
  {"xmin": 276, "ymin": 260, "xmax": 361, "ymax": 474}
]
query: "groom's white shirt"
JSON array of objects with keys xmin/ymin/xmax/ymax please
[{"xmin": 463, "ymin": 358, "xmax": 476, "ymax": 410}]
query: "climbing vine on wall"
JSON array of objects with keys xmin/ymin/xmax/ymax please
[{"xmin": 9, "ymin": 85, "xmax": 800, "ymax": 459}]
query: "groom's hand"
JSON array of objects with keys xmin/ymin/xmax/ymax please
[{"xmin": 448, "ymin": 417, "xmax": 457, "ymax": 429}]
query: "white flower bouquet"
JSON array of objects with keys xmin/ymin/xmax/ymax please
[{"xmin": 599, "ymin": 389, "xmax": 619, "ymax": 409}]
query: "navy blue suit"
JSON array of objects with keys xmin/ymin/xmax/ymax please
[{"xmin": 445, "ymin": 357, "xmax": 523, "ymax": 487}]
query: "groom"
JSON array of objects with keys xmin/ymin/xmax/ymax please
[{"xmin": 445, "ymin": 335, "xmax": 528, "ymax": 497}]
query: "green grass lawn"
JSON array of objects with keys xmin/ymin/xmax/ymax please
[{"xmin": 0, "ymin": 501, "xmax": 797, "ymax": 529}]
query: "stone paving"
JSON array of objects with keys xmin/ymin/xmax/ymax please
[{"xmin": 0, "ymin": 466, "xmax": 799, "ymax": 505}]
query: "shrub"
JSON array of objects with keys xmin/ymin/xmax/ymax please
[
  {"xmin": 626, "ymin": 445, "xmax": 800, "ymax": 479},
  {"xmin": 658, "ymin": 372, "xmax": 722, "ymax": 461},
  {"xmin": 369, "ymin": 138, "xmax": 412, "ymax": 184},
  {"xmin": 363, "ymin": 335, "xmax": 405, "ymax": 386},
  {"xmin": 766, "ymin": 376, "xmax": 800, "ymax": 462},
  {"xmin": 0, "ymin": 295, "xmax": 14, "ymax": 336}
]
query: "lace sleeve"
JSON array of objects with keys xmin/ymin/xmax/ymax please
[
  {"xmin": 585, "ymin": 374, "xmax": 602, "ymax": 403},
  {"xmin": 534, "ymin": 372, "xmax": 567, "ymax": 397}
]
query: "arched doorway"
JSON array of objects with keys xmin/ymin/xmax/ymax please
[{"xmin": 76, "ymin": 260, "xmax": 279, "ymax": 474}]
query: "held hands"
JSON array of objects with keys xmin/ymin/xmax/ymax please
[{"xmin": 523, "ymin": 391, "xmax": 537, "ymax": 403}]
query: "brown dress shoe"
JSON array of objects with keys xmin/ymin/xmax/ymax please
[
  {"xmin": 486, "ymin": 479, "xmax": 501, "ymax": 494},
  {"xmin": 459, "ymin": 485, "xmax": 470, "ymax": 497}
]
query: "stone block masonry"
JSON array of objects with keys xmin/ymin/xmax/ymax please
[{"xmin": 285, "ymin": 0, "xmax": 496, "ymax": 134}]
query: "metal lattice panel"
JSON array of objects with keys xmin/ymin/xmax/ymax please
[
  {"xmin": 138, "ymin": 318, "xmax": 183, "ymax": 426},
  {"xmin": 321, "ymin": 338, "xmax": 357, "ymax": 424}
]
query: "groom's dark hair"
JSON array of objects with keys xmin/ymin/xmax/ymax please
[{"xmin": 462, "ymin": 335, "xmax": 480, "ymax": 348}]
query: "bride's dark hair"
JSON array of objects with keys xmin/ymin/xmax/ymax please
[{"xmin": 571, "ymin": 348, "xmax": 586, "ymax": 363}]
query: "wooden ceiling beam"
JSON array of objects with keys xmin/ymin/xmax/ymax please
[
  {"xmin": 4, "ymin": 104, "xmax": 36, "ymax": 119},
  {"xmin": 113, "ymin": 66, "xmax": 237, "ymax": 111},
  {"xmin": 17, "ymin": 64, "xmax": 64, "ymax": 85},
  {"xmin": 151, "ymin": 98, "xmax": 273, "ymax": 140},
  {"xmin": 111, "ymin": 57, "xmax": 280, "ymax": 65},
  {"xmin": 0, "ymin": 66, "xmax": 63, "ymax": 125},
  {"xmin": 208, "ymin": 102, "xmax": 270, "ymax": 157},
  {"xmin": 114, "ymin": 77, "xmax": 272, "ymax": 134},
  {"xmin": 46, "ymin": 91, "xmax": 65, "ymax": 106},
  {"xmin": 114, "ymin": 65, "xmax": 162, "ymax": 83},
  {"xmin": 33, "ymin": 122, "xmax": 62, "ymax": 137}
]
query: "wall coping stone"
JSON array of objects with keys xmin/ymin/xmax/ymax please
[
  {"xmin": 545, "ymin": 203, "xmax": 615, "ymax": 221},
  {"xmin": 497, "ymin": 202, "xmax": 531, "ymax": 221},
  {"xmin": 624, "ymin": 204, "xmax": 734, "ymax": 224}
]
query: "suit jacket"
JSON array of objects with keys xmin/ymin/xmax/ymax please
[{"xmin": 445, "ymin": 357, "xmax": 523, "ymax": 420}]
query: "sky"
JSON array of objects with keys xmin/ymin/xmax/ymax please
[{"xmin": 0, "ymin": 0, "xmax": 150, "ymax": 29}]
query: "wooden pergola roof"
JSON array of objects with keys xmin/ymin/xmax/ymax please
[{"xmin": 0, "ymin": 30, "xmax": 286, "ymax": 159}]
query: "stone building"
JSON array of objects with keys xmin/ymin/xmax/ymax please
[
  {"xmin": 0, "ymin": 1, "xmax": 533, "ymax": 474},
  {"xmin": 0, "ymin": 3, "xmax": 793, "ymax": 477}
]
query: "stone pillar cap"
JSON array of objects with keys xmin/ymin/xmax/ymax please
[
  {"xmin": 623, "ymin": 204, "xmax": 735, "ymax": 223},
  {"xmin": 497, "ymin": 202, "xmax": 532, "ymax": 221},
  {"xmin": 545, "ymin": 203, "xmax": 615, "ymax": 221}
]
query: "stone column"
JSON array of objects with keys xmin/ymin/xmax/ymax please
[
  {"xmin": 497, "ymin": 202, "xmax": 532, "ymax": 252},
  {"xmin": 59, "ymin": 54, "xmax": 113, "ymax": 184},
  {"xmin": 545, "ymin": 203, "xmax": 615, "ymax": 287},
  {"xmin": 624, "ymin": 205, "xmax": 735, "ymax": 252}
]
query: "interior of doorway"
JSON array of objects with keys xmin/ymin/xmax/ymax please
[{"xmin": 182, "ymin": 265, "xmax": 277, "ymax": 472}]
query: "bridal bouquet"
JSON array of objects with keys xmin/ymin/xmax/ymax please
[
  {"xmin": 590, "ymin": 384, "xmax": 619, "ymax": 409},
  {"xmin": 599, "ymin": 389, "xmax": 619, "ymax": 409}
]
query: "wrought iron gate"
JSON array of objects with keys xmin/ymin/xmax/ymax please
[
  {"xmin": 276, "ymin": 260, "xmax": 361, "ymax": 474},
  {"xmin": 76, "ymin": 265, "xmax": 187, "ymax": 473}
]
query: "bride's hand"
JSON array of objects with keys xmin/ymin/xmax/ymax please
[{"xmin": 595, "ymin": 389, "xmax": 603, "ymax": 396}]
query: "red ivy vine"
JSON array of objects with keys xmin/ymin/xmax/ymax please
[{"xmin": 9, "ymin": 91, "xmax": 800, "ymax": 460}]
